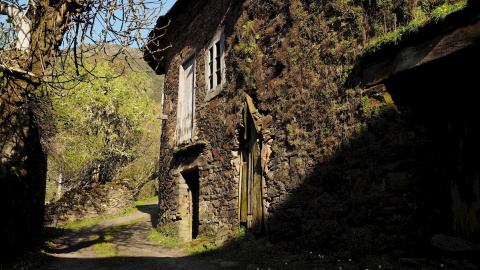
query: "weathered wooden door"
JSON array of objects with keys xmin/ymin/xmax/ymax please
[
  {"xmin": 177, "ymin": 56, "xmax": 195, "ymax": 144},
  {"xmin": 240, "ymin": 114, "xmax": 264, "ymax": 234}
]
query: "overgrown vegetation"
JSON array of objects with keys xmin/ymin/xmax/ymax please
[
  {"xmin": 365, "ymin": 1, "xmax": 467, "ymax": 52},
  {"xmin": 229, "ymin": 0, "xmax": 467, "ymax": 162},
  {"xmin": 228, "ymin": 0, "xmax": 468, "ymax": 167},
  {"xmin": 224, "ymin": 0, "xmax": 470, "ymax": 260},
  {"xmin": 44, "ymin": 57, "xmax": 162, "ymax": 201}
]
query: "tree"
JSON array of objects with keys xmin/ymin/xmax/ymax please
[
  {"xmin": 50, "ymin": 60, "xmax": 161, "ymax": 191},
  {"xmin": 0, "ymin": 0, "xmax": 165, "ymax": 258}
]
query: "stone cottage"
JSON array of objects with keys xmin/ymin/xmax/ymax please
[{"xmin": 145, "ymin": 0, "xmax": 480, "ymax": 259}]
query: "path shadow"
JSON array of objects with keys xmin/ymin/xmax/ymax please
[
  {"xmin": 45, "ymin": 203, "xmax": 159, "ymax": 255},
  {"xmin": 136, "ymin": 203, "xmax": 159, "ymax": 229},
  {"xmin": 38, "ymin": 255, "xmax": 221, "ymax": 270}
]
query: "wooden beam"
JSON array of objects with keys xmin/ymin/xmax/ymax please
[
  {"xmin": 363, "ymin": 15, "xmax": 480, "ymax": 86},
  {"xmin": 245, "ymin": 94, "xmax": 262, "ymax": 134}
]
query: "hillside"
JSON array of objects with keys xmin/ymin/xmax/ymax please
[{"xmin": 44, "ymin": 44, "xmax": 164, "ymax": 227}]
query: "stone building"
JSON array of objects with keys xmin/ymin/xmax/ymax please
[{"xmin": 145, "ymin": 0, "xmax": 480, "ymax": 259}]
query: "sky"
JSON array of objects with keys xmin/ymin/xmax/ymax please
[
  {"xmin": 2, "ymin": 0, "xmax": 178, "ymax": 48},
  {"xmin": 162, "ymin": 0, "xmax": 178, "ymax": 15}
]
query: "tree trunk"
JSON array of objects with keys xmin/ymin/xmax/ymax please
[
  {"xmin": 0, "ymin": 1, "xmax": 73, "ymax": 259},
  {"xmin": 0, "ymin": 76, "xmax": 47, "ymax": 259}
]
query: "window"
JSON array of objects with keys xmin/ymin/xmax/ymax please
[
  {"xmin": 205, "ymin": 26, "xmax": 225, "ymax": 101},
  {"xmin": 208, "ymin": 41, "xmax": 222, "ymax": 90}
]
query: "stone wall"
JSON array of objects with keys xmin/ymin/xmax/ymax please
[
  {"xmin": 154, "ymin": 0, "xmax": 243, "ymax": 243},
  {"xmin": 148, "ymin": 0, "xmax": 479, "ymax": 260},
  {"xmin": 45, "ymin": 182, "xmax": 134, "ymax": 227}
]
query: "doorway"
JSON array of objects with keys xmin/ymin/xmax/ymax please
[
  {"xmin": 384, "ymin": 46, "xmax": 480, "ymax": 241},
  {"xmin": 240, "ymin": 104, "xmax": 264, "ymax": 234},
  {"xmin": 181, "ymin": 170, "xmax": 199, "ymax": 239}
]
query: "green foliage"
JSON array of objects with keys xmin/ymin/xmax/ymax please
[
  {"xmin": 149, "ymin": 224, "xmax": 181, "ymax": 246},
  {"xmin": 361, "ymin": 96, "xmax": 371, "ymax": 116},
  {"xmin": 231, "ymin": 16, "xmax": 263, "ymax": 90},
  {"xmin": 50, "ymin": 60, "xmax": 161, "ymax": 185},
  {"xmin": 365, "ymin": 0, "xmax": 467, "ymax": 52},
  {"xmin": 431, "ymin": 1, "xmax": 467, "ymax": 22}
]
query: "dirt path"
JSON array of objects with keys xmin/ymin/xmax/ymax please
[{"xmin": 40, "ymin": 203, "xmax": 222, "ymax": 270}]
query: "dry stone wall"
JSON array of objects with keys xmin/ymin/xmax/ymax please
[
  {"xmin": 149, "ymin": 0, "xmax": 479, "ymax": 262},
  {"xmin": 155, "ymin": 0, "xmax": 243, "ymax": 243},
  {"xmin": 45, "ymin": 182, "xmax": 134, "ymax": 227}
]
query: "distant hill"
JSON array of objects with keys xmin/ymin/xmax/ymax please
[{"xmin": 73, "ymin": 43, "xmax": 164, "ymax": 103}]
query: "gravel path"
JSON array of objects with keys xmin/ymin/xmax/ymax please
[{"xmin": 40, "ymin": 203, "xmax": 221, "ymax": 270}]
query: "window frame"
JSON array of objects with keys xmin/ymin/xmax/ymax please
[{"xmin": 205, "ymin": 25, "xmax": 225, "ymax": 101}]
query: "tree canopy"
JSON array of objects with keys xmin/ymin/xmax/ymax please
[{"xmin": 48, "ymin": 59, "xmax": 161, "ymax": 189}]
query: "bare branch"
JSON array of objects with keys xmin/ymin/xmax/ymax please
[
  {"xmin": 0, "ymin": 1, "xmax": 30, "ymax": 51},
  {"xmin": 0, "ymin": 63, "xmax": 39, "ymax": 78}
]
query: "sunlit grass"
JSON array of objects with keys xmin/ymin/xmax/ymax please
[
  {"xmin": 134, "ymin": 196, "xmax": 158, "ymax": 206},
  {"xmin": 91, "ymin": 218, "xmax": 145, "ymax": 257},
  {"xmin": 148, "ymin": 228, "xmax": 182, "ymax": 246},
  {"xmin": 365, "ymin": 1, "xmax": 467, "ymax": 53},
  {"xmin": 63, "ymin": 206, "xmax": 138, "ymax": 230},
  {"xmin": 92, "ymin": 242, "xmax": 119, "ymax": 256},
  {"xmin": 62, "ymin": 197, "xmax": 156, "ymax": 231}
]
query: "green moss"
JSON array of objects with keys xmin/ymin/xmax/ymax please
[
  {"xmin": 431, "ymin": 1, "xmax": 467, "ymax": 21},
  {"xmin": 149, "ymin": 223, "xmax": 182, "ymax": 246},
  {"xmin": 63, "ymin": 206, "xmax": 138, "ymax": 230}
]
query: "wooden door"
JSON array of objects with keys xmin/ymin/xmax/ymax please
[
  {"xmin": 240, "ymin": 119, "xmax": 264, "ymax": 234},
  {"xmin": 177, "ymin": 56, "xmax": 195, "ymax": 143}
]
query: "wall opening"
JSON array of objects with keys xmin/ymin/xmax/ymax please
[
  {"xmin": 383, "ymin": 45, "xmax": 480, "ymax": 242},
  {"xmin": 181, "ymin": 170, "xmax": 200, "ymax": 239}
]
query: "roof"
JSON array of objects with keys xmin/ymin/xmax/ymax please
[
  {"xmin": 143, "ymin": 0, "xmax": 207, "ymax": 74},
  {"xmin": 357, "ymin": 0, "xmax": 480, "ymax": 86}
]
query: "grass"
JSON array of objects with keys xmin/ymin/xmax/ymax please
[
  {"xmin": 170, "ymin": 228, "xmax": 294, "ymax": 270},
  {"xmin": 148, "ymin": 227, "xmax": 424, "ymax": 270},
  {"xmin": 0, "ymin": 227, "xmax": 69, "ymax": 270},
  {"xmin": 365, "ymin": 1, "xmax": 467, "ymax": 53},
  {"xmin": 92, "ymin": 242, "xmax": 119, "ymax": 256},
  {"xmin": 148, "ymin": 228, "xmax": 183, "ymax": 246},
  {"xmin": 62, "ymin": 196, "xmax": 157, "ymax": 230},
  {"xmin": 91, "ymin": 217, "xmax": 145, "ymax": 257},
  {"xmin": 134, "ymin": 196, "xmax": 158, "ymax": 206},
  {"xmin": 62, "ymin": 206, "xmax": 138, "ymax": 230}
]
